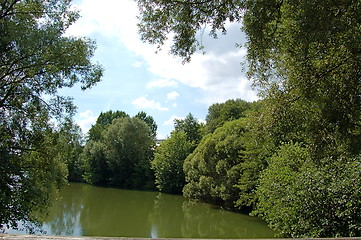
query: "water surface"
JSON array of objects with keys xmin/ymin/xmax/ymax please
[{"xmin": 9, "ymin": 183, "xmax": 275, "ymax": 238}]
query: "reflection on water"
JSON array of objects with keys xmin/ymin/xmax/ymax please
[{"xmin": 7, "ymin": 183, "xmax": 275, "ymax": 238}]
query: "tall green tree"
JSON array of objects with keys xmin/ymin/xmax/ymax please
[
  {"xmin": 183, "ymin": 119, "xmax": 248, "ymax": 207},
  {"xmin": 88, "ymin": 110, "xmax": 129, "ymax": 141},
  {"xmin": 84, "ymin": 110, "xmax": 129, "ymax": 184},
  {"xmin": 152, "ymin": 131, "xmax": 193, "ymax": 194},
  {"xmin": 82, "ymin": 140, "xmax": 108, "ymax": 185},
  {"xmin": 55, "ymin": 120, "xmax": 85, "ymax": 181},
  {"xmin": 134, "ymin": 111, "xmax": 158, "ymax": 139},
  {"xmin": 174, "ymin": 113, "xmax": 203, "ymax": 145},
  {"xmin": 205, "ymin": 99, "xmax": 252, "ymax": 134},
  {"xmin": 103, "ymin": 117, "xmax": 155, "ymax": 188},
  {"xmin": 0, "ymin": 0, "xmax": 103, "ymax": 229},
  {"xmin": 243, "ymin": 0, "xmax": 361, "ymax": 158},
  {"xmin": 83, "ymin": 117, "xmax": 155, "ymax": 189}
]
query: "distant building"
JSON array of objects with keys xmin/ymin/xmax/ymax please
[{"xmin": 155, "ymin": 139, "xmax": 165, "ymax": 147}]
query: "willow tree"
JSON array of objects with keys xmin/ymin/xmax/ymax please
[{"xmin": 0, "ymin": 0, "xmax": 103, "ymax": 230}]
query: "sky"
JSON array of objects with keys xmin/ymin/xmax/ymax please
[{"xmin": 62, "ymin": 0, "xmax": 259, "ymax": 139}]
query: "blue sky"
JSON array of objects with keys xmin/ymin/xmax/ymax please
[{"xmin": 62, "ymin": 0, "xmax": 258, "ymax": 139}]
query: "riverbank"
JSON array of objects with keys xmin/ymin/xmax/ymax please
[{"xmin": 1, "ymin": 234, "xmax": 361, "ymax": 240}]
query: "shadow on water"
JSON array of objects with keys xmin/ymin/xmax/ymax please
[{"xmin": 6, "ymin": 183, "xmax": 276, "ymax": 238}]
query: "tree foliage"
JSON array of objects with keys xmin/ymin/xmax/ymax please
[
  {"xmin": 136, "ymin": 0, "xmax": 244, "ymax": 62},
  {"xmin": 152, "ymin": 131, "xmax": 193, "ymax": 194},
  {"xmin": 54, "ymin": 120, "xmax": 84, "ymax": 182},
  {"xmin": 205, "ymin": 99, "xmax": 252, "ymax": 134},
  {"xmin": 254, "ymin": 143, "xmax": 361, "ymax": 238},
  {"xmin": 88, "ymin": 110, "xmax": 129, "ymax": 141},
  {"xmin": 174, "ymin": 113, "xmax": 203, "ymax": 145},
  {"xmin": 183, "ymin": 119, "xmax": 247, "ymax": 207},
  {"xmin": 243, "ymin": 0, "xmax": 361, "ymax": 158},
  {"xmin": 0, "ymin": 0, "xmax": 103, "ymax": 229},
  {"xmin": 134, "ymin": 111, "xmax": 158, "ymax": 139},
  {"xmin": 83, "ymin": 116, "xmax": 155, "ymax": 189}
]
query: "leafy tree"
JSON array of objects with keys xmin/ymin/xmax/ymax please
[
  {"xmin": 183, "ymin": 119, "xmax": 247, "ymax": 207},
  {"xmin": 234, "ymin": 102, "xmax": 276, "ymax": 208},
  {"xmin": 152, "ymin": 131, "xmax": 193, "ymax": 194},
  {"xmin": 82, "ymin": 140, "xmax": 109, "ymax": 185},
  {"xmin": 136, "ymin": 0, "xmax": 244, "ymax": 62},
  {"xmin": 174, "ymin": 113, "xmax": 203, "ymax": 145},
  {"xmin": 0, "ymin": 125, "xmax": 69, "ymax": 231},
  {"xmin": 103, "ymin": 117, "xmax": 155, "ymax": 188},
  {"xmin": 135, "ymin": 111, "xmax": 158, "ymax": 139},
  {"xmin": 254, "ymin": 143, "xmax": 361, "ymax": 238},
  {"xmin": 88, "ymin": 110, "xmax": 129, "ymax": 141},
  {"xmin": 0, "ymin": 0, "xmax": 103, "ymax": 230},
  {"xmin": 55, "ymin": 120, "xmax": 85, "ymax": 181},
  {"xmin": 205, "ymin": 99, "xmax": 252, "ymax": 134},
  {"xmin": 243, "ymin": 0, "xmax": 361, "ymax": 158},
  {"xmin": 83, "ymin": 117, "xmax": 155, "ymax": 189}
]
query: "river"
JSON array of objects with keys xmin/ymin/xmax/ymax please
[{"xmin": 7, "ymin": 183, "xmax": 275, "ymax": 238}]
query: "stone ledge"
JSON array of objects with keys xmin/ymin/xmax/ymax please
[{"xmin": 1, "ymin": 234, "xmax": 361, "ymax": 240}]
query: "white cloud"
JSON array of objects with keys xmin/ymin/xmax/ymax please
[
  {"xmin": 66, "ymin": 0, "xmax": 139, "ymax": 40},
  {"xmin": 147, "ymin": 79, "xmax": 178, "ymax": 88},
  {"xmin": 163, "ymin": 115, "xmax": 184, "ymax": 126},
  {"xmin": 132, "ymin": 61, "xmax": 143, "ymax": 68},
  {"xmin": 132, "ymin": 96, "xmax": 168, "ymax": 111},
  {"xmin": 167, "ymin": 91, "xmax": 180, "ymax": 100},
  {"xmin": 68, "ymin": 0, "xmax": 258, "ymax": 106},
  {"xmin": 77, "ymin": 110, "xmax": 97, "ymax": 133}
]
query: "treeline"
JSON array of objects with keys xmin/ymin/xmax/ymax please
[
  {"xmin": 1, "ymin": 0, "xmax": 360, "ymax": 238},
  {"xmin": 64, "ymin": 94, "xmax": 360, "ymax": 238}
]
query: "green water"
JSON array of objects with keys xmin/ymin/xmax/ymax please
[{"xmin": 11, "ymin": 183, "xmax": 275, "ymax": 238}]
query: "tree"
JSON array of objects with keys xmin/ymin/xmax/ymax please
[
  {"xmin": 152, "ymin": 131, "xmax": 193, "ymax": 194},
  {"xmin": 82, "ymin": 140, "xmax": 109, "ymax": 185},
  {"xmin": 0, "ymin": 0, "xmax": 103, "ymax": 230},
  {"xmin": 88, "ymin": 110, "xmax": 129, "ymax": 141},
  {"xmin": 174, "ymin": 113, "xmax": 203, "ymax": 145},
  {"xmin": 83, "ymin": 117, "xmax": 155, "ymax": 189},
  {"xmin": 0, "ymin": 125, "xmax": 69, "ymax": 231},
  {"xmin": 136, "ymin": 0, "xmax": 244, "ymax": 62},
  {"xmin": 103, "ymin": 117, "xmax": 155, "ymax": 188},
  {"xmin": 134, "ymin": 111, "xmax": 158, "ymax": 139},
  {"xmin": 242, "ymin": 0, "xmax": 361, "ymax": 158},
  {"xmin": 55, "ymin": 119, "xmax": 85, "ymax": 182},
  {"xmin": 84, "ymin": 110, "xmax": 129, "ymax": 184},
  {"xmin": 183, "ymin": 119, "xmax": 247, "ymax": 207},
  {"xmin": 205, "ymin": 99, "xmax": 252, "ymax": 133}
]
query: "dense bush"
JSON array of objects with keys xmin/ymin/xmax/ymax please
[{"xmin": 254, "ymin": 143, "xmax": 361, "ymax": 237}]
